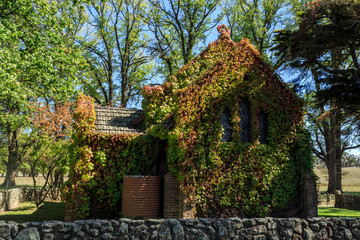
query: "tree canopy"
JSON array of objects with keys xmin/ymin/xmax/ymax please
[
  {"xmin": 224, "ymin": 0, "xmax": 306, "ymax": 68},
  {"xmin": 77, "ymin": 0, "xmax": 153, "ymax": 108},
  {"xmin": 273, "ymin": 0, "xmax": 360, "ymax": 193},
  {"xmin": 0, "ymin": 0, "xmax": 85, "ymax": 186},
  {"xmin": 274, "ymin": 0, "xmax": 360, "ymax": 119},
  {"xmin": 145, "ymin": 0, "xmax": 221, "ymax": 77}
]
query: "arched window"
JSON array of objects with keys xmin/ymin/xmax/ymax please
[
  {"xmin": 239, "ymin": 98, "xmax": 251, "ymax": 142},
  {"xmin": 258, "ymin": 110, "xmax": 269, "ymax": 144},
  {"xmin": 220, "ymin": 107, "xmax": 232, "ymax": 142}
]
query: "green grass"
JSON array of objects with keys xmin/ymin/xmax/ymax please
[
  {"xmin": 318, "ymin": 206, "xmax": 360, "ymax": 218},
  {"xmin": 0, "ymin": 201, "xmax": 64, "ymax": 223},
  {"xmin": 343, "ymin": 192, "xmax": 360, "ymax": 196}
]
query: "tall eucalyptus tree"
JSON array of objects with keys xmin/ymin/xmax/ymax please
[
  {"xmin": 145, "ymin": 0, "xmax": 221, "ymax": 77},
  {"xmin": 223, "ymin": 0, "xmax": 306, "ymax": 68},
  {"xmin": 78, "ymin": 0, "xmax": 153, "ymax": 107}
]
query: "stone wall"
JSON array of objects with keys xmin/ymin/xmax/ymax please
[
  {"xmin": 0, "ymin": 217, "xmax": 359, "ymax": 240},
  {"xmin": 0, "ymin": 188, "xmax": 23, "ymax": 212},
  {"xmin": 335, "ymin": 191, "xmax": 360, "ymax": 210},
  {"xmin": 0, "ymin": 188, "xmax": 56, "ymax": 212}
]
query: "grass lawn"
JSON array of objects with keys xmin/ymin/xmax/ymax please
[
  {"xmin": 0, "ymin": 201, "xmax": 64, "ymax": 223},
  {"xmin": 318, "ymin": 206, "xmax": 360, "ymax": 217}
]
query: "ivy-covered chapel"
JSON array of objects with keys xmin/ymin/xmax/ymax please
[{"xmin": 64, "ymin": 25, "xmax": 317, "ymax": 220}]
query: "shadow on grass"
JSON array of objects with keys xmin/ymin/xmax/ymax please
[{"xmin": 0, "ymin": 202, "xmax": 64, "ymax": 223}]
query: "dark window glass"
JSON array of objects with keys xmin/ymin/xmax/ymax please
[
  {"xmin": 258, "ymin": 110, "xmax": 269, "ymax": 144},
  {"xmin": 239, "ymin": 98, "xmax": 251, "ymax": 142},
  {"xmin": 220, "ymin": 108, "xmax": 232, "ymax": 142}
]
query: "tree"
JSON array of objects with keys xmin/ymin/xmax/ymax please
[
  {"xmin": 274, "ymin": 0, "xmax": 360, "ymax": 119},
  {"xmin": 342, "ymin": 152, "xmax": 357, "ymax": 167},
  {"xmin": 78, "ymin": 0, "xmax": 153, "ymax": 107},
  {"xmin": 304, "ymin": 91, "xmax": 359, "ymax": 192},
  {"xmin": 26, "ymin": 101, "xmax": 72, "ymax": 208},
  {"xmin": 273, "ymin": 0, "xmax": 360, "ymax": 193},
  {"xmin": 223, "ymin": 0, "xmax": 306, "ymax": 68},
  {"xmin": 0, "ymin": 0, "xmax": 84, "ymax": 187},
  {"xmin": 145, "ymin": 0, "xmax": 221, "ymax": 77},
  {"xmin": 0, "ymin": 132, "xmax": 8, "ymax": 176}
]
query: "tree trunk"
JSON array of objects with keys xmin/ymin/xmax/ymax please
[
  {"xmin": 1, "ymin": 159, "xmax": 17, "ymax": 188},
  {"xmin": 334, "ymin": 112, "xmax": 343, "ymax": 191},
  {"xmin": 325, "ymin": 100, "xmax": 343, "ymax": 193},
  {"xmin": 312, "ymin": 64, "xmax": 343, "ymax": 194},
  {"xmin": 327, "ymin": 150, "xmax": 338, "ymax": 193},
  {"xmin": 1, "ymin": 126, "xmax": 21, "ymax": 187},
  {"xmin": 326, "ymin": 48, "xmax": 343, "ymax": 193}
]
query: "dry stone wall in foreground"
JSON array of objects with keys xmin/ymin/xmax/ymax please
[{"xmin": 0, "ymin": 217, "xmax": 359, "ymax": 240}]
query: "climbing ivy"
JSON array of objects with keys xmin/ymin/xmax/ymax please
[
  {"xmin": 66, "ymin": 27, "xmax": 314, "ymax": 218},
  {"xmin": 142, "ymin": 30, "xmax": 313, "ymax": 217},
  {"xmin": 63, "ymin": 94, "xmax": 161, "ymax": 219}
]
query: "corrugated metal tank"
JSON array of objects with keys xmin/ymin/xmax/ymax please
[{"xmin": 122, "ymin": 175, "xmax": 162, "ymax": 218}]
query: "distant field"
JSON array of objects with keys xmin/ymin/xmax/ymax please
[
  {"xmin": 314, "ymin": 167, "xmax": 360, "ymax": 193},
  {"xmin": 0, "ymin": 177, "xmax": 68, "ymax": 190}
]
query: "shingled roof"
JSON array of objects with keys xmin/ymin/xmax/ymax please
[{"xmin": 94, "ymin": 106, "xmax": 144, "ymax": 134}]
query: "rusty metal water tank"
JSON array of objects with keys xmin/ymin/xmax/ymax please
[{"xmin": 122, "ymin": 175, "xmax": 162, "ymax": 218}]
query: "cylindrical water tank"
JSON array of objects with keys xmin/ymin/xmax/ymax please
[{"xmin": 122, "ymin": 175, "xmax": 161, "ymax": 218}]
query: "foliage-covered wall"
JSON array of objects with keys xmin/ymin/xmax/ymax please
[
  {"xmin": 63, "ymin": 94, "xmax": 161, "ymax": 219},
  {"xmin": 142, "ymin": 30, "xmax": 313, "ymax": 217},
  {"xmin": 65, "ymin": 28, "xmax": 313, "ymax": 219}
]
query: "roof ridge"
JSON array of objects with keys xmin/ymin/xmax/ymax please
[{"xmin": 94, "ymin": 105, "xmax": 143, "ymax": 111}]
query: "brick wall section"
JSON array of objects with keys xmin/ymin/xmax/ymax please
[
  {"xmin": 163, "ymin": 172, "xmax": 183, "ymax": 218},
  {"xmin": 335, "ymin": 192, "xmax": 360, "ymax": 210},
  {"xmin": 303, "ymin": 174, "xmax": 318, "ymax": 217},
  {"xmin": 64, "ymin": 203, "xmax": 77, "ymax": 222},
  {"xmin": 163, "ymin": 172, "xmax": 195, "ymax": 219}
]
